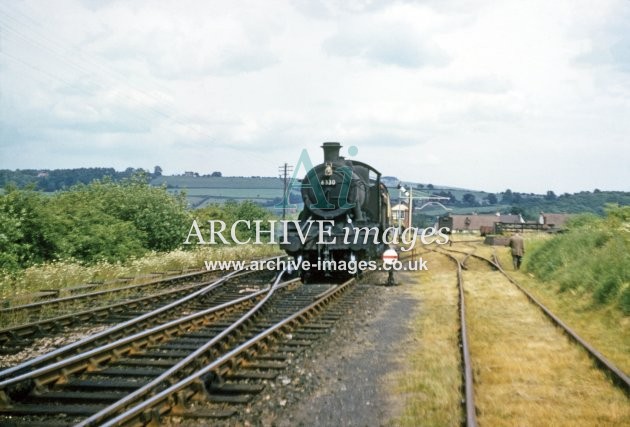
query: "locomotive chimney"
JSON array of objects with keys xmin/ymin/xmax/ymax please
[{"xmin": 322, "ymin": 142, "xmax": 342, "ymax": 162}]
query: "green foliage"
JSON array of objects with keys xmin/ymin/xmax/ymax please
[
  {"xmin": 620, "ymin": 287, "xmax": 630, "ymax": 315},
  {"xmin": 506, "ymin": 191, "xmax": 630, "ymax": 220},
  {"xmin": 45, "ymin": 189, "xmax": 146, "ymax": 262},
  {"xmin": 0, "ymin": 167, "xmax": 154, "ymax": 192},
  {"xmin": 604, "ymin": 203, "xmax": 630, "ymax": 222},
  {"xmin": 0, "ymin": 175, "xmax": 191, "ymax": 270},
  {"xmin": 0, "ymin": 185, "xmax": 58, "ymax": 268},
  {"xmin": 0, "ymin": 209, "xmax": 24, "ymax": 270},
  {"xmin": 0, "ymin": 178, "xmax": 278, "ymax": 272},
  {"xmin": 526, "ymin": 207, "xmax": 630, "ymax": 314},
  {"xmin": 193, "ymin": 200, "xmax": 275, "ymax": 244},
  {"xmin": 88, "ymin": 175, "xmax": 192, "ymax": 251}
]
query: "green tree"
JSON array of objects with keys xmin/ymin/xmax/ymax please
[
  {"xmin": 0, "ymin": 209, "xmax": 24, "ymax": 270},
  {"xmin": 0, "ymin": 185, "xmax": 58, "ymax": 268},
  {"xmin": 0, "ymin": 175, "xmax": 193, "ymax": 270},
  {"xmin": 89, "ymin": 174, "xmax": 192, "ymax": 252},
  {"xmin": 462, "ymin": 193, "xmax": 477, "ymax": 206},
  {"xmin": 545, "ymin": 190, "xmax": 557, "ymax": 201},
  {"xmin": 193, "ymin": 200, "xmax": 275, "ymax": 244},
  {"xmin": 46, "ymin": 188, "xmax": 146, "ymax": 262}
]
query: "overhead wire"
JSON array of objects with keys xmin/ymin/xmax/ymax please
[
  {"xmin": 0, "ymin": 9, "xmax": 195, "ymax": 130},
  {"xmin": 0, "ymin": 3, "xmax": 279, "ymax": 168}
]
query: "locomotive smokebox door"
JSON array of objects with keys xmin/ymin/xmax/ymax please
[{"xmin": 280, "ymin": 142, "xmax": 392, "ymax": 282}]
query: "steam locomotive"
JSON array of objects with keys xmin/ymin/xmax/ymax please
[{"xmin": 280, "ymin": 142, "xmax": 391, "ymax": 281}]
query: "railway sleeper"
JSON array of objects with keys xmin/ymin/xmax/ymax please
[
  {"xmin": 226, "ymin": 369, "xmax": 278, "ymax": 381},
  {"xmin": 0, "ymin": 343, "xmax": 33, "ymax": 355},
  {"xmin": 0, "ymin": 402, "xmax": 107, "ymax": 416},
  {"xmin": 256, "ymin": 352, "xmax": 290, "ymax": 361},
  {"xmin": 169, "ymin": 337, "xmax": 216, "ymax": 345},
  {"xmin": 116, "ymin": 357, "xmax": 180, "ymax": 368},
  {"xmin": 275, "ymin": 339, "xmax": 313, "ymax": 348},
  {"xmin": 300, "ymin": 322, "xmax": 335, "ymax": 329},
  {"xmin": 27, "ymin": 389, "xmax": 128, "ymax": 403},
  {"xmin": 105, "ymin": 315, "xmax": 141, "ymax": 323},
  {"xmin": 58, "ymin": 378, "xmax": 143, "ymax": 391},
  {"xmin": 139, "ymin": 350, "xmax": 192, "ymax": 358},
  {"xmin": 208, "ymin": 382, "xmax": 264, "ymax": 395},
  {"xmin": 240, "ymin": 360, "xmax": 286, "ymax": 370},
  {"xmin": 159, "ymin": 342, "xmax": 213, "ymax": 351},
  {"xmin": 85, "ymin": 366, "xmax": 164, "ymax": 377},
  {"xmin": 207, "ymin": 393, "xmax": 253, "ymax": 404},
  {"xmin": 180, "ymin": 407, "xmax": 238, "ymax": 419},
  {"xmin": 291, "ymin": 330, "xmax": 328, "ymax": 339}
]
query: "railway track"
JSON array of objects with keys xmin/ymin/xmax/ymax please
[
  {"xmin": 446, "ymin": 245, "xmax": 630, "ymax": 392},
  {"xmin": 421, "ymin": 247, "xmax": 476, "ymax": 425},
  {"xmin": 0, "ymin": 264, "xmax": 272, "ymax": 356},
  {"xmin": 0, "ymin": 267, "xmax": 279, "ymax": 382},
  {"xmin": 0, "ymin": 269, "xmax": 213, "ymax": 322},
  {"xmin": 438, "ymin": 244, "xmax": 629, "ymax": 425},
  {"xmin": 0, "ymin": 264, "xmax": 368, "ymax": 426}
]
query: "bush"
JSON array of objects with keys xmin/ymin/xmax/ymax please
[
  {"xmin": 85, "ymin": 175, "xmax": 192, "ymax": 251},
  {"xmin": 0, "ymin": 186, "xmax": 58, "ymax": 268},
  {"xmin": 192, "ymin": 200, "xmax": 275, "ymax": 244},
  {"xmin": 526, "ymin": 208, "xmax": 630, "ymax": 313},
  {"xmin": 620, "ymin": 287, "xmax": 630, "ymax": 315},
  {"xmin": 0, "ymin": 175, "xmax": 192, "ymax": 269}
]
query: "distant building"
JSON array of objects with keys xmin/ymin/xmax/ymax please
[
  {"xmin": 439, "ymin": 213, "xmax": 521, "ymax": 233},
  {"xmin": 183, "ymin": 171, "xmax": 199, "ymax": 177},
  {"xmin": 440, "ymin": 212, "xmax": 572, "ymax": 234},
  {"xmin": 391, "ymin": 203, "xmax": 409, "ymax": 227},
  {"xmin": 37, "ymin": 170, "xmax": 49, "ymax": 178},
  {"xmin": 539, "ymin": 212, "xmax": 572, "ymax": 230}
]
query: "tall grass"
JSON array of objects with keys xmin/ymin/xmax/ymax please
[
  {"xmin": 464, "ymin": 257, "xmax": 629, "ymax": 425},
  {"xmin": 0, "ymin": 245, "xmax": 281, "ymax": 303},
  {"xmin": 526, "ymin": 208, "xmax": 630, "ymax": 314},
  {"xmin": 389, "ymin": 251, "xmax": 462, "ymax": 426}
]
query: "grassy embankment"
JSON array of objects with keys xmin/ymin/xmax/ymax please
[
  {"xmin": 481, "ymin": 207, "xmax": 629, "ymax": 374},
  {"xmin": 389, "ymin": 220, "xmax": 629, "ymax": 425},
  {"xmin": 463, "ymin": 256, "xmax": 628, "ymax": 425},
  {"xmin": 0, "ymin": 245, "xmax": 281, "ymax": 306}
]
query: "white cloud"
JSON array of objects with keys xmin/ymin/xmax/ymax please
[{"xmin": 0, "ymin": 0, "xmax": 629, "ymax": 193}]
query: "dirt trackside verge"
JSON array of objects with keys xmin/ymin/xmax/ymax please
[{"xmin": 276, "ymin": 271, "xmax": 421, "ymax": 427}]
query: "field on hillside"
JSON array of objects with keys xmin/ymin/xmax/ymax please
[
  {"xmin": 151, "ymin": 176, "xmax": 300, "ymax": 209},
  {"xmin": 150, "ymin": 175, "xmax": 507, "ymax": 214}
]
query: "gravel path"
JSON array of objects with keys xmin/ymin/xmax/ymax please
[{"xmin": 275, "ymin": 272, "xmax": 420, "ymax": 427}]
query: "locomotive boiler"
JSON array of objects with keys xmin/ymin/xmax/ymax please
[{"xmin": 280, "ymin": 142, "xmax": 391, "ymax": 281}]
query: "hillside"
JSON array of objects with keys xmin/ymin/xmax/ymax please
[
  {"xmin": 1, "ymin": 169, "xmax": 628, "ymax": 217},
  {"xmin": 153, "ymin": 175, "xmax": 495, "ymax": 212},
  {"xmin": 151, "ymin": 176, "xmax": 290, "ymax": 209}
]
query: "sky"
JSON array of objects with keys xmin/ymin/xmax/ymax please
[{"xmin": 0, "ymin": 0, "xmax": 629, "ymax": 194}]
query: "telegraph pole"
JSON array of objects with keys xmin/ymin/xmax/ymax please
[{"xmin": 278, "ymin": 163, "xmax": 293, "ymax": 220}]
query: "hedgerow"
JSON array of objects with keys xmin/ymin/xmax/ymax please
[{"xmin": 526, "ymin": 205, "xmax": 630, "ymax": 314}]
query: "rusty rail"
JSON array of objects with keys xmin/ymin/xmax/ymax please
[
  {"xmin": 489, "ymin": 252, "xmax": 630, "ymax": 394},
  {"xmin": 444, "ymin": 245, "xmax": 629, "ymax": 395},
  {"xmin": 93, "ymin": 277, "xmax": 357, "ymax": 426},
  {"xmin": 438, "ymin": 250, "xmax": 478, "ymax": 427}
]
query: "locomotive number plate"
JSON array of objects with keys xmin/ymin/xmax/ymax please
[{"xmin": 320, "ymin": 179, "xmax": 336, "ymax": 186}]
